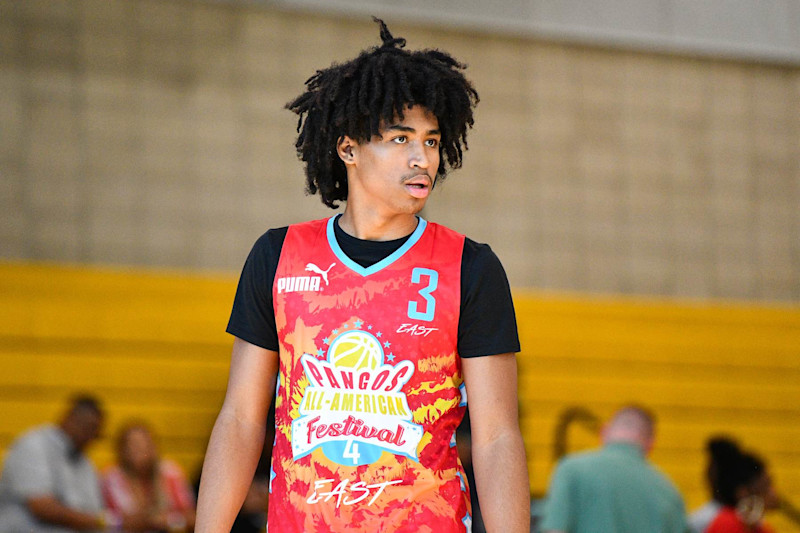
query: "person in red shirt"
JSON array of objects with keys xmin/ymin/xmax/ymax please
[
  {"xmin": 705, "ymin": 448, "xmax": 779, "ymax": 533},
  {"xmin": 103, "ymin": 421, "xmax": 196, "ymax": 532}
]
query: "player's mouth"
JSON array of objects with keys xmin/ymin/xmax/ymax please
[{"xmin": 404, "ymin": 175, "xmax": 432, "ymax": 199}]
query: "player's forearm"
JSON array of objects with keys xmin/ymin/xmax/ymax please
[
  {"xmin": 471, "ymin": 430, "xmax": 530, "ymax": 533},
  {"xmin": 195, "ymin": 407, "xmax": 266, "ymax": 533}
]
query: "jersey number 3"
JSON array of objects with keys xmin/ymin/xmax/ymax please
[{"xmin": 407, "ymin": 268, "xmax": 438, "ymax": 322}]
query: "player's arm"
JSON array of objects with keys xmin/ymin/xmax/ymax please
[
  {"xmin": 462, "ymin": 352, "xmax": 530, "ymax": 533},
  {"xmin": 195, "ymin": 337, "xmax": 279, "ymax": 533}
]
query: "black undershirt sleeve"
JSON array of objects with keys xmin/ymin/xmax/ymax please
[
  {"xmin": 458, "ymin": 239, "xmax": 521, "ymax": 357},
  {"xmin": 226, "ymin": 223, "xmax": 520, "ymax": 357},
  {"xmin": 226, "ymin": 227, "xmax": 287, "ymax": 351}
]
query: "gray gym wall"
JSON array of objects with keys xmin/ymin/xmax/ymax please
[{"xmin": 1, "ymin": 0, "xmax": 798, "ymax": 300}]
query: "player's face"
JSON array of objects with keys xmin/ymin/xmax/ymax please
[{"xmin": 341, "ymin": 105, "xmax": 441, "ymax": 220}]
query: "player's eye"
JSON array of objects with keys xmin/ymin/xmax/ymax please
[
  {"xmin": 393, "ymin": 136, "xmax": 407, "ymax": 144},
  {"xmin": 425, "ymin": 139, "xmax": 439, "ymax": 148}
]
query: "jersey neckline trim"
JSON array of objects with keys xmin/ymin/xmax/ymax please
[{"xmin": 326, "ymin": 215, "xmax": 428, "ymax": 277}]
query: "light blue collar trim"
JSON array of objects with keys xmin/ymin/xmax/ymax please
[{"xmin": 326, "ymin": 215, "xmax": 427, "ymax": 277}]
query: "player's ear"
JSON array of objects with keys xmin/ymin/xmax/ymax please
[{"xmin": 337, "ymin": 136, "xmax": 357, "ymax": 165}]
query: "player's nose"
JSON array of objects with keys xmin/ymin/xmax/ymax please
[{"xmin": 409, "ymin": 142, "xmax": 430, "ymax": 169}]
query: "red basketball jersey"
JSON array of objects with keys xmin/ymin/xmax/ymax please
[{"xmin": 269, "ymin": 216, "xmax": 471, "ymax": 532}]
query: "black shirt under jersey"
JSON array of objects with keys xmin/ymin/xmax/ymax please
[{"xmin": 227, "ymin": 216, "xmax": 520, "ymax": 358}]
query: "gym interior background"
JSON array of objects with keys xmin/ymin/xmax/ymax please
[{"xmin": 1, "ymin": 0, "xmax": 798, "ymax": 529}]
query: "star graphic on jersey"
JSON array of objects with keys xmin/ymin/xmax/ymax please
[
  {"xmin": 354, "ymin": 320, "xmax": 363, "ymax": 328},
  {"xmin": 386, "ymin": 352, "xmax": 395, "ymax": 362},
  {"xmin": 383, "ymin": 341, "xmax": 391, "ymax": 348},
  {"xmin": 367, "ymin": 324, "xmax": 373, "ymax": 330},
  {"xmin": 376, "ymin": 332, "xmax": 382, "ymax": 337},
  {"xmin": 317, "ymin": 349, "xmax": 324, "ymax": 358},
  {"xmin": 323, "ymin": 337, "xmax": 330, "ymax": 344},
  {"xmin": 332, "ymin": 328, "xmax": 339, "ymax": 335}
]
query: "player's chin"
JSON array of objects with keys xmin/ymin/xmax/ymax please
[{"xmin": 405, "ymin": 196, "xmax": 429, "ymax": 213}]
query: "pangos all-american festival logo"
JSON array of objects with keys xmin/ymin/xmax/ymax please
[{"xmin": 291, "ymin": 325, "xmax": 425, "ymax": 500}]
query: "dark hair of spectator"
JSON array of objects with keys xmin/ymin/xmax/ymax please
[
  {"xmin": 706, "ymin": 436, "xmax": 740, "ymax": 499},
  {"xmin": 285, "ymin": 17, "xmax": 480, "ymax": 208},
  {"xmin": 68, "ymin": 394, "xmax": 104, "ymax": 417},
  {"xmin": 711, "ymin": 440, "xmax": 765, "ymax": 507}
]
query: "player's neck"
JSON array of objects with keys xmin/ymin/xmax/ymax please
[{"xmin": 338, "ymin": 209, "xmax": 419, "ymax": 241}]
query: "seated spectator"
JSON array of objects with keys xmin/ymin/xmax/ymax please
[
  {"xmin": 0, "ymin": 394, "xmax": 146, "ymax": 532},
  {"xmin": 455, "ymin": 409, "xmax": 485, "ymax": 533},
  {"xmin": 688, "ymin": 435, "xmax": 740, "ymax": 532},
  {"xmin": 539, "ymin": 405, "xmax": 689, "ymax": 533},
  {"xmin": 705, "ymin": 447, "xmax": 779, "ymax": 533},
  {"xmin": 102, "ymin": 421, "xmax": 195, "ymax": 532}
]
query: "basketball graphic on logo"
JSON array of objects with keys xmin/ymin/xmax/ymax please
[{"xmin": 328, "ymin": 330, "xmax": 384, "ymax": 370}]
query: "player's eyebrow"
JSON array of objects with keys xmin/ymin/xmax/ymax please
[{"xmin": 384, "ymin": 124, "xmax": 441, "ymax": 136}]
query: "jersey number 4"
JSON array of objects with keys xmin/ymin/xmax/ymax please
[{"xmin": 407, "ymin": 268, "xmax": 438, "ymax": 322}]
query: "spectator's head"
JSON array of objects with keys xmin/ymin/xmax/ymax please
[
  {"xmin": 59, "ymin": 394, "xmax": 104, "ymax": 452},
  {"xmin": 601, "ymin": 405, "xmax": 656, "ymax": 454},
  {"xmin": 714, "ymin": 445, "xmax": 779, "ymax": 523},
  {"xmin": 705, "ymin": 436, "xmax": 740, "ymax": 502},
  {"xmin": 115, "ymin": 421, "xmax": 159, "ymax": 479}
]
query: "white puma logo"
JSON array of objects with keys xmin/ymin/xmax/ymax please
[{"xmin": 305, "ymin": 262, "xmax": 335, "ymax": 285}]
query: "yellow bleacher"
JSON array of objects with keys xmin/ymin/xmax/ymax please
[
  {"xmin": 515, "ymin": 293, "xmax": 800, "ymax": 531},
  {"xmin": 0, "ymin": 262, "xmax": 234, "ymax": 474},
  {"xmin": 1, "ymin": 262, "xmax": 798, "ymax": 530}
]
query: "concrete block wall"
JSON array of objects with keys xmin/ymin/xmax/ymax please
[{"xmin": 2, "ymin": 0, "xmax": 799, "ymax": 301}]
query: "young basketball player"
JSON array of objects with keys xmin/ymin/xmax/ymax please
[{"xmin": 195, "ymin": 18, "xmax": 529, "ymax": 532}]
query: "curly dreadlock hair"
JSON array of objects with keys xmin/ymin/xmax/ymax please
[{"xmin": 286, "ymin": 17, "xmax": 480, "ymax": 209}]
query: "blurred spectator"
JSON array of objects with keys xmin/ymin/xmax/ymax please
[
  {"xmin": 102, "ymin": 421, "xmax": 195, "ymax": 532},
  {"xmin": 0, "ymin": 394, "xmax": 145, "ymax": 532},
  {"xmin": 539, "ymin": 405, "xmax": 689, "ymax": 533},
  {"xmin": 688, "ymin": 436, "xmax": 741, "ymax": 532},
  {"xmin": 455, "ymin": 409, "xmax": 485, "ymax": 533},
  {"xmin": 704, "ymin": 447, "xmax": 778, "ymax": 533}
]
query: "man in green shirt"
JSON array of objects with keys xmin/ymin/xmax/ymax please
[{"xmin": 540, "ymin": 406, "xmax": 689, "ymax": 533}]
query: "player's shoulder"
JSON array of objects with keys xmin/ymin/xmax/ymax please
[
  {"xmin": 253, "ymin": 225, "xmax": 289, "ymax": 248},
  {"xmin": 247, "ymin": 226, "xmax": 289, "ymax": 262},
  {"xmin": 462, "ymin": 236, "xmax": 506, "ymax": 276},
  {"xmin": 425, "ymin": 220, "xmax": 464, "ymax": 237},
  {"xmin": 426, "ymin": 222, "xmax": 500, "ymax": 265},
  {"xmin": 287, "ymin": 217, "xmax": 330, "ymax": 231},
  {"xmin": 249, "ymin": 218, "xmax": 334, "ymax": 261}
]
